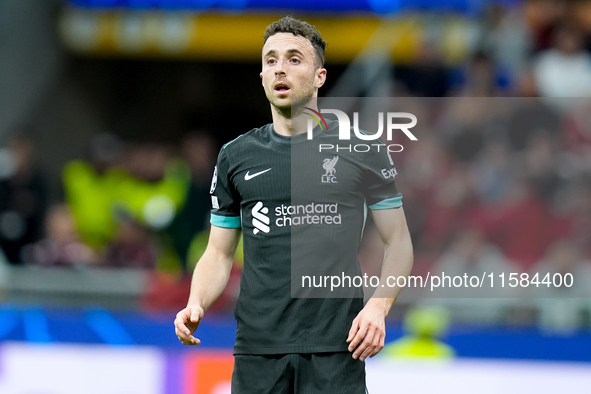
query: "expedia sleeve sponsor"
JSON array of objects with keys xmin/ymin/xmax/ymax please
[
  {"xmin": 210, "ymin": 148, "xmax": 241, "ymax": 228},
  {"xmin": 361, "ymin": 147, "xmax": 402, "ymax": 208}
]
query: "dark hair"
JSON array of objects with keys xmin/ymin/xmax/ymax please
[{"xmin": 264, "ymin": 16, "xmax": 326, "ymax": 67}]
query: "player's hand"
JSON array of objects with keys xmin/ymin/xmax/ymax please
[
  {"xmin": 346, "ymin": 300, "xmax": 387, "ymax": 361},
  {"xmin": 174, "ymin": 305, "xmax": 204, "ymax": 345}
]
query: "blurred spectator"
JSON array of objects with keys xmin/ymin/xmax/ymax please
[
  {"xmin": 62, "ymin": 133, "xmax": 125, "ymax": 250},
  {"xmin": 570, "ymin": 0, "xmax": 591, "ymax": 53},
  {"xmin": 505, "ymin": 96, "xmax": 560, "ymax": 150},
  {"xmin": 522, "ymin": 131, "xmax": 563, "ymax": 201},
  {"xmin": 433, "ymin": 229, "xmax": 513, "ymax": 279},
  {"xmin": 473, "ymin": 177, "xmax": 551, "ymax": 272},
  {"xmin": 530, "ymin": 240, "xmax": 591, "ymax": 332},
  {"xmin": 534, "ymin": 239, "xmax": 590, "ymax": 290},
  {"xmin": 479, "ymin": 3, "xmax": 532, "ymax": 76},
  {"xmin": 28, "ymin": 204, "xmax": 97, "ymax": 266},
  {"xmin": 394, "ymin": 40, "xmax": 451, "ymax": 97},
  {"xmin": 141, "ymin": 270, "xmax": 192, "ymax": 312},
  {"xmin": 513, "ymin": 68, "xmax": 540, "ymax": 97},
  {"xmin": 562, "ymin": 99, "xmax": 591, "ymax": 163},
  {"xmin": 557, "ymin": 176, "xmax": 591, "ymax": 261},
  {"xmin": 470, "ymin": 139, "xmax": 513, "ymax": 204},
  {"xmin": 419, "ymin": 163, "xmax": 478, "ymax": 255},
  {"xmin": 116, "ymin": 142, "xmax": 190, "ymax": 232},
  {"xmin": 169, "ymin": 132, "xmax": 217, "ymax": 269},
  {"xmin": 573, "ymin": 178, "xmax": 591, "ymax": 260},
  {"xmin": 450, "ymin": 51, "xmax": 510, "ymax": 96},
  {"xmin": 524, "ymin": 0, "xmax": 567, "ymax": 52},
  {"xmin": 63, "ymin": 135, "xmax": 191, "ymax": 261},
  {"xmin": 440, "ymin": 97, "xmax": 492, "ymax": 162},
  {"xmin": 399, "ymin": 132, "xmax": 453, "ymax": 250},
  {"xmin": 104, "ymin": 214, "xmax": 157, "ymax": 269},
  {"xmin": 533, "ymin": 23, "xmax": 591, "ymax": 97},
  {"xmin": 0, "ymin": 131, "xmax": 48, "ymax": 264},
  {"xmin": 429, "ymin": 229, "xmax": 516, "ymax": 323},
  {"xmin": 123, "ymin": 142, "xmax": 170, "ymax": 183}
]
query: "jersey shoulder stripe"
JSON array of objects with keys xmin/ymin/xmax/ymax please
[
  {"xmin": 369, "ymin": 195, "xmax": 403, "ymax": 210},
  {"xmin": 211, "ymin": 213, "xmax": 241, "ymax": 228}
]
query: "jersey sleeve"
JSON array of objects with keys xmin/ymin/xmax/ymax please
[
  {"xmin": 210, "ymin": 148, "xmax": 241, "ymax": 228},
  {"xmin": 361, "ymin": 147, "xmax": 403, "ymax": 210}
]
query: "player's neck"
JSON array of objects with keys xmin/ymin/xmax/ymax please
[
  {"xmin": 272, "ymin": 111, "xmax": 295, "ymax": 137},
  {"xmin": 271, "ymin": 101, "xmax": 319, "ymax": 137}
]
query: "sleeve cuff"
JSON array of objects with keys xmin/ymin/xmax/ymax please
[
  {"xmin": 369, "ymin": 195, "xmax": 403, "ymax": 210},
  {"xmin": 210, "ymin": 213, "xmax": 241, "ymax": 228}
]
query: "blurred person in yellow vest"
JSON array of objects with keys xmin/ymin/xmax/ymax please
[
  {"xmin": 62, "ymin": 133, "xmax": 127, "ymax": 250},
  {"xmin": 382, "ymin": 305, "xmax": 455, "ymax": 359},
  {"xmin": 63, "ymin": 134, "xmax": 190, "ymax": 267}
]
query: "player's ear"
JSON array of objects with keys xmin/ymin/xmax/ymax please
[
  {"xmin": 315, "ymin": 68, "xmax": 327, "ymax": 89},
  {"xmin": 260, "ymin": 72, "xmax": 264, "ymax": 85}
]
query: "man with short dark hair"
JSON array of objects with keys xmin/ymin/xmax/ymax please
[
  {"xmin": 264, "ymin": 16, "xmax": 327, "ymax": 67},
  {"xmin": 174, "ymin": 16, "xmax": 413, "ymax": 393}
]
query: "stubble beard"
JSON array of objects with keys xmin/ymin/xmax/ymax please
[{"xmin": 266, "ymin": 83, "xmax": 316, "ymax": 119}]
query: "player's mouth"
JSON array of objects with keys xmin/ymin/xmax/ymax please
[{"xmin": 274, "ymin": 82, "xmax": 291, "ymax": 95}]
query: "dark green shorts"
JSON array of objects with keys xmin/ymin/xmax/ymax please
[{"xmin": 231, "ymin": 352, "xmax": 367, "ymax": 394}]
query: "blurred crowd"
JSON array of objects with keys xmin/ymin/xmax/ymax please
[
  {"xmin": 0, "ymin": 130, "xmax": 237, "ymax": 310},
  {"xmin": 393, "ymin": 95, "xmax": 591, "ymax": 271},
  {"xmin": 378, "ymin": 95, "xmax": 591, "ymax": 330},
  {"xmin": 394, "ymin": 0, "xmax": 591, "ymax": 98},
  {"xmin": 0, "ymin": 1, "xmax": 590, "ymax": 321},
  {"xmin": 0, "ymin": 132, "xmax": 215, "ymax": 269}
]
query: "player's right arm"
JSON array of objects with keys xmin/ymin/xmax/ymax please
[{"xmin": 174, "ymin": 225, "xmax": 242, "ymax": 345}]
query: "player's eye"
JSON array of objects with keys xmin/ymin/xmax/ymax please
[
  {"xmin": 290, "ymin": 58, "xmax": 301, "ymax": 64},
  {"xmin": 267, "ymin": 58, "xmax": 276, "ymax": 65}
]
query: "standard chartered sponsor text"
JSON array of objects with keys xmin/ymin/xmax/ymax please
[{"xmin": 275, "ymin": 202, "xmax": 341, "ymax": 227}]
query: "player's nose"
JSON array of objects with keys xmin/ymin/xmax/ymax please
[{"xmin": 274, "ymin": 58, "xmax": 287, "ymax": 75}]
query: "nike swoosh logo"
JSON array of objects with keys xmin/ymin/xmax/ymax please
[{"xmin": 245, "ymin": 168, "xmax": 272, "ymax": 180}]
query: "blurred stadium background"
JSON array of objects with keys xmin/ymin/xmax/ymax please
[{"xmin": 1, "ymin": 0, "xmax": 591, "ymax": 392}]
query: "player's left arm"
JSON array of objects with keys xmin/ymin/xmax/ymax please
[{"xmin": 346, "ymin": 207, "xmax": 413, "ymax": 361}]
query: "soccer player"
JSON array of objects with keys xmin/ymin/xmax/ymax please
[{"xmin": 174, "ymin": 16, "xmax": 413, "ymax": 393}]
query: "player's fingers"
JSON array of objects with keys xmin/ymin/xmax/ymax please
[
  {"xmin": 189, "ymin": 305, "xmax": 204, "ymax": 324},
  {"xmin": 174, "ymin": 310, "xmax": 191, "ymax": 333},
  {"xmin": 352, "ymin": 327, "xmax": 376, "ymax": 360},
  {"xmin": 175, "ymin": 324, "xmax": 201, "ymax": 345},
  {"xmin": 174, "ymin": 309, "xmax": 200, "ymax": 343},
  {"xmin": 359, "ymin": 343, "xmax": 376, "ymax": 361},
  {"xmin": 348, "ymin": 322, "xmax": 368, "ymax": 352},
  {"xmin": 181, "ymin": 335, "xmax": 201, "ymax": 345},
  {"xmin": 177, "ymin": 333, "xmax": 201, "ymax": 346},
  {"xmin": 174, "ymin": 325, "xmax": 191, "ymax": 340},
  {"xmin": 174, "ymin": 319, "xmax": 188, "ymax": 338},
  {"xmin": 368, "ymin": 332, "xmax": 385, "ymax": 358},
  {"xmin": 346, "ymin": 317, "xmax": 359, "ymax": 343}
]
